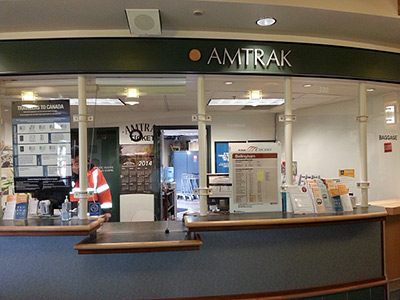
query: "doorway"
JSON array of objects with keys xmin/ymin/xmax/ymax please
[
  {"xmin": 153, "ymin": 125, "xmax": 211, "ymax": 220},
  {"xmin": 71, "ymin": 127, "xmax": 120, "ymax": 222}
]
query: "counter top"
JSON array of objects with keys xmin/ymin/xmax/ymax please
[
  {"xmin": 74, "ymin": 221, "xmax": 202, "ymax": 254},
  {"xmin": 371, "ymin": 199, "xmax": 400, "ymax": 215},
  {"xmin": 184, "ymin": 206, "xmax": 387, "ymax": 231},
  {"xmin": 0, "ymin": 216, "xmax": 104, "ymax": 236}
]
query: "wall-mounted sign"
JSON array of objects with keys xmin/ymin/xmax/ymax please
[
  {"xmin": 0, "ymin": 38, "xmax": 400, "ymax": 83},
  {"xmin": 339, "ymin": 169, "xmax": 355, "ymax": 178},
  {"xmin": 203, "ymin": 48, "xmax": 292, "ymax": 67},
  {"xmin": 12, "ymin": 100, "xmax": 72, "ymax": 192},
  {"xmin": 123, "ymin": 123, "xmax": 154, "ymax": 143},
  {"xmin": 384, "ymin": 142, "xmax": 392, "ymax": 153},
  {"xmin": 379, "ymin": 134, "xmax": 397, "ymax": 140},
  {"xmin": 229, "ymin": 142, "xmax": 281, "ymax": 213}
]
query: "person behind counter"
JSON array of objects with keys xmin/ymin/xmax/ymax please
[{"xmin": 70, "ymin": 146, "xmax": 112, "ymax": 221}]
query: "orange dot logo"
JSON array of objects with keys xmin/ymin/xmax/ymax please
[{"xmin": 189, "ymin": 49, "xmax": 201, "ymax": 61}]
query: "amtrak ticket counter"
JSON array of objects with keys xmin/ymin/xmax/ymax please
[{"xmin": 0, "ymin": 38, "xmax": 399, "ymax": 299}]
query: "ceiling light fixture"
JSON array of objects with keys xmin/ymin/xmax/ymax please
[
  {"xmin": 21, "ymin": 91, "xmax": 36, "ymax": 101},
  {"xmin": 367, "ymin": 88, "xmax": 375, "ymax": 92},
  {"xmin": 125, "ymin": 88, "xmax": 140, "ymax": 105},
  {"xmin": 124, "ymin": 100, "xmax": 140, "ymax": 106},
  {"xmin": 65, "ymin": 98, "xmax": 124, "ymax": 106},
  {"xmin": 95, "ymin": 77, "xmax": 186, "ymax": 86},
  {"xmin": 303, "ymin": 84, "xmax": 312, "ymax": 88},
  {"xmin": 126, "ymin": 88, "xmax": 139, "ymax": 98},
  {"xmin": 224, "ymin": 81, "xmax": 234, "ymax": 85},
  {"xmin": 385, "ymin": 105, "xmax": 396, "ymax": 124},
  {"xmin": 208, "ymin": 98, "xmax": 284, "ymax": 106},
  {"xmin": 249, "ymin": 90, "xmax": 262, "ymax": 100},
  {"xmin": 256, "ymin": 17, "xmax": 276, "ymax": 27},
  {"xmin": 193, "ymin": 10, "xmax": 204, "ymax": 16}
]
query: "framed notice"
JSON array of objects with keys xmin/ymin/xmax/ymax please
[
  {"xmin": 12, "ymin": 100, "xmax": 72, "ymax": 192},
  {"xmin": 229, "ymin": 142, "xmax": 281, "ymax": 213}
]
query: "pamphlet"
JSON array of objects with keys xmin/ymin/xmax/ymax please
[
  {"xmin": 3, "ymin": 195, "xmax": 17, "ymax": 220},
  {"xmin": 316, "ymin": 179, "xmax": 334, "ymax": 213},
  {"xmin": 337, "ymin": 184, "xmax": 353, "ymax": 212},
  {"xmin": 328, "ymin": 188, "xmax": 343, "ymax": 212},
  {"xmin": 310, "ymin": 186, "xmax": 326, "ymax": 213},
  {"xmin": 14, "ymin": 194, "xmax": 28, "ymax": 219},
  {"xmin": 287, "ymin": 185, "xmax": 315, "ymax": 214}
]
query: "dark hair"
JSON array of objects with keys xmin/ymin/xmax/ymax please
[{"xmin": 71, "ymin": 145, "xmax": 95, "ymax": 170}]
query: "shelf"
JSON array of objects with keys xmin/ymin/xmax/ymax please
[{"xmin": 74, "ymin": 221, "xmax": 202, "ymax": 254}]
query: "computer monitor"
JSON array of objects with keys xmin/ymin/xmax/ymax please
[{"xmin": 33, "ymin": 185, "xmax": 71, "ymax": 209}]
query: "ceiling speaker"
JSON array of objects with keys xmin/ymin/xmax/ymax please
[{"xmin": 125, "ymin": 9, "xmax": 161, "ymax": 35}]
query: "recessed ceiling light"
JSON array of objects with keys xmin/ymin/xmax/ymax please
[
  {"xmin": 303, "ymin": 84, "xmax": 312, "ymax": 88},
  {"xmin": 367, "ymin": 88, "xmax": 375, "ymax": 92},
  {"xmin": 224, "ymin": 81, "xmax": 234, "ymax": 85},
  {"xmin": 256, "ymin": 17, "xmax": 276, "ymax": 27},
  {"xmin": 193, "ymin": 10, "xmax": 204, "ymax": 16}
]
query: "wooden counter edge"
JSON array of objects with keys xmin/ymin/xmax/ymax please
[
  {"xmin": 74, "ymin": 233, "xmax": 202, "ymax": 254},
  {"xmin": 143, "ymin": 277, "xmax": 386, "ymax": 300},
  {"xmin": 184, "ymin": 211, "xmax": 387, "ymax": 230},
  {"xmin": 0, "ymin": 217, "xmax": 104, "ymax": 236},
  {"xmin": 372, "ymin": 199, "xmax": 400, "ymax": 215}
]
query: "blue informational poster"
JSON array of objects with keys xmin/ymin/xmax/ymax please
[
  {"xmin": 215, "ymin": 142, "xmax": 230, "ymax": 173},
  {"xmin": 12, "ymin": 100, "xmax": 72, "ymax": 192}
]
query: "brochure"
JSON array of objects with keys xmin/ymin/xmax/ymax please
[
  {"xmin": 328, "ymin": 188, "xmax": 344, "ymax": 212},
  {"xmin": 311, "ymin": 186, "xmax": 326, "ymax": 213},
  {"xmin": 14, "ymin": 194, "xmax": 28, "ymax": 219},
  {"xmin": 287, "ymin": 185, "xmax": 315, "ymax": 214},
  {"xmin": 3, "ymin": 195, "xmax": 17, "ymax": 220},
  {"xmin": 337, "ymin": 184, "xmax": 353, "ymax": 212},
  {"xmin": 316, "ymin": 179, "xmax": 335, "ymax": 213}
]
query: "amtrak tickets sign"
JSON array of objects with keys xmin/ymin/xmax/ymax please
[
  {"xmin": 205, "ymin": 48, "xmax": 291, "ymax": 67},
  {"xmin": 188, "ymin": 45, "xmax": 292, "ymax": 71}
]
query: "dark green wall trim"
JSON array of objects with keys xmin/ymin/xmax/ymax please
[{"xmin": 0, "ymin": 37, "xmax": 400, "ymax": 83}]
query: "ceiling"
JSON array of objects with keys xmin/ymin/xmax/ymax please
[{"xmin": 0, "ymin": 1, "xmax": 399, "ymax": 114}]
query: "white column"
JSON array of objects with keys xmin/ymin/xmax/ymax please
[
  {"xmin": 284, "ymin": 78, "xmax": 293, "ymax": 186},
  {"xmin": 197, "ymin": 76, "xmax": 208, "ymax": 216},
  {"xmin": 358, "ymin": 82, "xmax": 369, "ymax": 207},
  {"xmin": 78, "ymin": 76, "xmax": 88, "ymax": 219}
]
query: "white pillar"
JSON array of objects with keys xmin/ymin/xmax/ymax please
[
  {"xmin": 78, "ymin": 76, "xmax": 88, "ymax": 219},
  {"xmin": 197, "ymin": 76, "xmax": 208, "ymax": 216},
  {"xmin": 284, "ymin": 78, "xmax": 293, "ymax": 186},
  {"xmin": 358, "ymin": 82, "xmax": 369, "ymax": 207}
]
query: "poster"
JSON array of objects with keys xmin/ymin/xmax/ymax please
[
  {"xmin": 12, "ymin": 100, "xmax": 72, "ymax": 192},
  {"xmin": 229, "ymin": 142, "xmax": 281, "ymax": 213},
  {"xmin": 215, "ymin": 142, "xmax": 230, "ymax": 173},
  {"xmin": 120, "ymin": 144, "xmax": 154, "ymax": 194},
  {"xmin": 215, "ymin": 141, "xmax": 245, "ymax": 173}
]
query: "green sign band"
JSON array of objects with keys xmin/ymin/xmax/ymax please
[{"xmin": 0, "ymin": 38, "xmax": 399, "ymax": 83}]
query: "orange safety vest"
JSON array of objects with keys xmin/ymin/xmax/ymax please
[{"xmin": 69, "ymin": 167, "xmax": 112, "ymax": 210}]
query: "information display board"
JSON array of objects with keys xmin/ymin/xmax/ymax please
[
  {"xmin": 229, "ymin": 143, "xmax": 281, "ymax": 213},
  {"xmin": 12, "ymin": 100, "xmax": 72, "ymax": 192}
]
